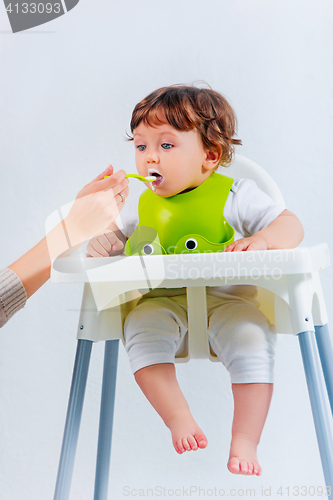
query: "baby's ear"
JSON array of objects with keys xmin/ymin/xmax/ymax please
[{"xmin": 203, "ymin": 148, "xmax": 222, "ymax": 170}]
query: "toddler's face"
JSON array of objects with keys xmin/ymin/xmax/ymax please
[{"xmin": 133, "ymin": 121, "xmax": 215, "ymax": 197}]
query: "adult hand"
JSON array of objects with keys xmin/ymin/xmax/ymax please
[
  {"xmin": 7, "ymin": 165, "xmax": 129, "ymax": 300},
  {"xmin": 64, "ymin": 165, "xmax": 129, "ymax": 246}
]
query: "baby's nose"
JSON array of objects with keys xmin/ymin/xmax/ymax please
[{"xmin": 147, "ymin": 151, "xmax": 160, "ymax": 163}]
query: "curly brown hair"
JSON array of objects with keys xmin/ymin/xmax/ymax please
[{"xmin": 129, "ymin": 84, "xmax": 242, "ymax": 167}]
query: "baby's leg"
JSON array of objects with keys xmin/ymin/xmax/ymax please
[
  {"xmin": 229, "ymin": 382, "xmax": 273, "ymax": 476},
  {"xmin": 124, "ymin": 297, "xmax": 207, "ymax": 454},
  {"xmin": 135, "ymin": 363, "xmax": 208, "ymax": 453},
  {"xmin": 208, "ymin": 298, "xmax": 276, "ymax": 475}
]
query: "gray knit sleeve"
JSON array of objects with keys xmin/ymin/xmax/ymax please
[{"xmin": 0, "ymin": 268, "xmax": 27, "ymax": 328}]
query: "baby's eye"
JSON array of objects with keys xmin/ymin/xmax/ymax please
[
  {"xmin": 137, "ymin": 145, "xmax": 146, "ymax": 151},
  {"xmin": 161, "ymin": 143, "xmax": 173, "ymax": 150}
]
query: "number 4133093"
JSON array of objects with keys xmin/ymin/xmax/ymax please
[
  {"xmin": 276, "ymin": 485, "xmax": 331, "ymax": 496},
  {"xmin": 6, "ymin": 3, "xmax": 61, "ymax": 14}
]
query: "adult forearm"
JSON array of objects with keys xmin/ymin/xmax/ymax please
[
  {"xmin": 8, "ymin": 223, "xmax": 70, "ymax": 299},
  {"xmin": 5, "ymin": 166, "xmax": 129, "ymax": 304}
]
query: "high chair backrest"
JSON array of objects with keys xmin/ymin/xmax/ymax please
[{"xmin": 218, "ymin": 154, "xmax": 285, "ymax": 205}]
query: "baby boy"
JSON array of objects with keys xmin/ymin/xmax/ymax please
[{"xmin": 87, "ymin": 85, "xmax": 304, "ymax": 476}]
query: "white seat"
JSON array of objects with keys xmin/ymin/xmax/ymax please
[{"xmin": 51, "ymin": 154, "xmax": 333, "ymax": 500}]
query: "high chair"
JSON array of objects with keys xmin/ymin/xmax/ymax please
[{"xmin": 51, "ymin": 154, "xmax": 333, "ymax": 500}]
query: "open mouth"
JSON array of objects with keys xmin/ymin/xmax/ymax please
[{"xmin": 148, "ymin": 169, "xmax": 164, "ymax": 187}]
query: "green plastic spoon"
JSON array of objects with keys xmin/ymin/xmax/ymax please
[
  {"xmin": 126, "ymin": 174, "xmax": 155, "ymax": 182},
  {"xmin": 104, "ymin": 174, "xmax": 155, "ymax": 182}
]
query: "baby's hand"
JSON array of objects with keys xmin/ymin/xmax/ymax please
[
  {"xmin": 87, "ymin": 231, "xmax": 124, "ymax": 257},
  {"xmin": 224, "ymin": 235, "xmax": 269, "ymax": 252}
]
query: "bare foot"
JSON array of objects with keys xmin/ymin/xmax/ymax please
[
  {"xmin": 228, "ymin": 432, "xmax": 262, "ymax": 476},
  {"xmin": 165, "ymin": 408, "xmax": 208, "ymax": 454}
]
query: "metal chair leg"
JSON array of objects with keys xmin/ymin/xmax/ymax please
[
  {"xmin": 53, "ymin": 339, "xmax": 93, "ymax": 500},
  {"xmin": 315, "ymin": 324, "xmax": 333, "ymax": 416},
  {"xmin": 298, "ymin": 330, "xmax": 333, "ymax": 490},
  {"xmin": 94, "ymin": 339, "xmax": 119, "ymax": 500}
]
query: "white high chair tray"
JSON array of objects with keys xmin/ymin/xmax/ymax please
[
  {"xmin": 52, "ymin": 244, "xmax": 329, "ymax": 284},
  {"xmin": 51, "ymin": 244, "xmax": 329, "ymax": 335}
]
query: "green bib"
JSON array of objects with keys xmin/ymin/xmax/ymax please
[{"xmin": 125, "ymin": 172, "xmax": 235, "ymax": 256}]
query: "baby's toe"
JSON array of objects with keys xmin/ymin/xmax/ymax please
[
  {"xmin": 195, "ymin": 433, "xmax": 208, "ymax": 449},
  {"xmin": 227, "ymin": 457, "xmax": 240, "ymax": 474},
  {"xmin": 175, "ymin": 440, "xmax": 185, "ymax": 454},
  {"xmin": 250, "ymin": 461, "xmax": 261, "ymax": 476},
  {"xmin": 182, "ymin": 438, "xmax": 192, "ymax": 451},
  {"xmin": 254, "ymin": 464, "xmax": 262, "ymax": 476},
  {"xmin": 174, "ymin": 442, "xmax": 182, "ymax": 454},
  {"xmin": 247, "ymin": 462, "xmax": 255, "ymax": 474},
  {"xmin": 240, "ymin": 460, "xmax": 248, "ymax": 474},
  {"xmin": 187, "ymin": 435, "xmax": 198, "ymax": 451}
]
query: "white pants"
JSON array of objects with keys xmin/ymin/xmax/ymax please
[{"xmin": 124, "ymin": 292, "xmax": 277, "ymax": 384}]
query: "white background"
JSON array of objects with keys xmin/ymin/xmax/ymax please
[{"xmin": 1, "ymin": 1, "xmax": 333, "ymax": 499}]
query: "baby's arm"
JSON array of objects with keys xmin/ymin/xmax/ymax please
[
  {"xmin": 87, "ymin": 221, "xmax": 127, "ymax": 257},
  {"xmin": 224, "ymin": 209, "xmax": 304, "ymax": 252}
]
